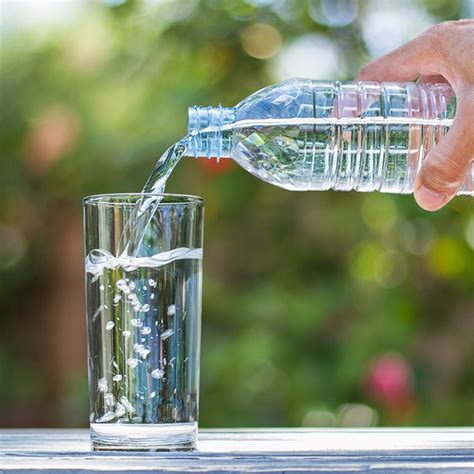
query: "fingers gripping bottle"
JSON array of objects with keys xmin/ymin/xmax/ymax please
[{"xmin": 188, "ymin": 79, "xmax": 473, "ymax": 195}]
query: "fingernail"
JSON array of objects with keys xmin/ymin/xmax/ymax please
[{"xmin": 415, "ymin": 186, "xmax": 447, "ymax": 211}]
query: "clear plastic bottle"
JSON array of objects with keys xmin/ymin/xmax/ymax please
[{"xmin": 187, "ymin": 79, "xmax": 473, "ymax": 195}]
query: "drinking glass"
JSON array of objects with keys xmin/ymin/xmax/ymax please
[{"xmin": 83, "ymin": 194, "xmax": 203, "ymax": 451}]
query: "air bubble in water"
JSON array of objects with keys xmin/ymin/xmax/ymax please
[
  {"xmin": 127, "ymin": 358, "xmax": 139, "ymax": 368},
  {"xmin": 113, "ymin": 294, "xmax": 122, "ymax": 303},
  {"xmin": 122, "ymin": 330, "xmax": 131, "ymax": 337},
  {"xmin": 151, "ymin": 368, "xmax": 164, "ymax": 379},
  {"xmin": 140, "ymin": 326, "xmax": 151, "ymax": 335},
  {"xmin": 167, "ymin": 304, "xmax": 176, "ymax": 316},
  {"xmin": 105, "ymin": 321, "xmax": 115, "ymax": 331},
  {"xmin": 92, "ymin": 305, "xmax": 104, "ymax": 322},
  {"xmin": 148, "ymin": 279, "xmax": 157, "ymax": 288},
  {"xmin": 113, "ymin": 374, "xmax": 123, "ymax": 382},
  {"xmin": 96, "ymin": 411, "xmax": 115, "ymax": 423},
  {"xmin": 99, "ymin": 285, "xmax": 105, "ymax": 291},
  {"xmin": 133, "ymin": 343, "xmax": 145, "ymax": 353},
  {"xmin": 104, "ymin": 393, "xmax": 115, "ymax": 407},
  {"xmin": 140, "ymin": 349, "xmax": 151, "ymax": 359},
  {"xmin": 119, "ymin": 396, "xmax": 136, "ymax": 413},
  {"xmin": 116, "ymin": 279, "xmax": 127, "ymax": 290},
  {"xmin": 115, "ymin": 402, "xmax": 126, "ymax": 418},
  {"xmin": 141, "ymin": 304, "xmax": 150, "ymax": 312},
  {"xmin": 127, "ymin": 293, "xmax": 139, "ymax": 304},
  {"xmin": 161, "ymin": 329, "xmax": 174, "ymax": 340}
]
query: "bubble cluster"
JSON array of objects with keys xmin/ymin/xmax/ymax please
[
  {"xmin": 98, "ymin": 377, "xmax": 108, "ymax": 393},
  {"xmin": 87, "ymin": 248, "xmax": 202, "ymax": 424}
]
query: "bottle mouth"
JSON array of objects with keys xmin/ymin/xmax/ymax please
[
  {"xmin": 188, "ymin": 105, "xmax": 235, "ymax": 134},
  {"xmin": 187, "ymin": 105, "xmax": 235, "ymax": 159}
]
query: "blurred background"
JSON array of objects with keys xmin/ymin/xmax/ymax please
[{"xmin": 1, "ymin": 0, "xmax": 473, "ymax": 429}]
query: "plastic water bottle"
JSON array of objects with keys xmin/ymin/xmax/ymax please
[{"xmin": 187, "ymin": 79, "xmax": 473, "ymax": 195}]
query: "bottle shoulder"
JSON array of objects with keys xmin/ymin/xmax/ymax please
[{"xmin": 234, "ymin": 79, "xmax": 456, "ymax": 121}]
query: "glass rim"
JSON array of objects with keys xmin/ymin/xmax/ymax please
[{"xmin": 83, "ymin": 193, "xmax": 204, "ymax": 207}]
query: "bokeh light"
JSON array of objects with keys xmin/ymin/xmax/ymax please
[
  {"xmin": 271, "ymin": 34, "xmax": 340, "ymax": 81},
  {"xmin": 402, "ymin": 219, "xmax": 435, "ymax": 256},
  {"xmin": 338, "ymin": 403, "xmax": 378, "ymax": 427},
  {"xmin": 0, "ymin": 0, "xmax": 83, "ymax": 38},
  {"xmin": 426, "ymin": 237, "xmax": 471, "ymax": 279},
  {"xmin": 240, "ymin": 23, "xmax": 282, "ymax": 59},
  {"xmin": 64, "ymin": 20, "xmax": 113, "ymax": 74},
  {"xmin": 374, "ymin": 250, "xmax": 408, "ymax": 288},
  {"xmin": 361, "ymin": 195, "xmax": 398, "ymax": 233},
  {"xmin": 361, "ymin": 0, "xmax": 435, "ymax": 57},
  {"xmin": 301, "ymin": 409, "xmax": 337, "ymax": 427},
  {"xmin": 309, "ymin": 0, "xmax": 357, "ymax": 27}
]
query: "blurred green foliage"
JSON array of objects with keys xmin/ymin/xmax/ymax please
[{"xmin": 0, "ymin": 0, "xmax": 473, "ymax": 428}]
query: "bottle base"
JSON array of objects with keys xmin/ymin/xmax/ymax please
[{"xmin": 90, "ymin": 422, "xmax": 197, "ymax": 451}]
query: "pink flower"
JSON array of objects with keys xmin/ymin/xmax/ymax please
[{"xmin": 365, "ymin": 353, "xmax": 414, "ymax": 416}]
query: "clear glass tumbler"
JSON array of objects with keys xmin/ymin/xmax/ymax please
[{"xmin": 83, "ymin": 194, "xmax": 203, "ymax": 451}]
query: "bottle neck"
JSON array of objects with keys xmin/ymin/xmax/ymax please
[{"xmin": 187, "ymin": 105, "xmax": 236, "ymax": 159}]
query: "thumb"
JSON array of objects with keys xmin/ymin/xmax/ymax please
[{"xmin": 415, "ymin": 91, "xmax": 474, "ymax": 211}]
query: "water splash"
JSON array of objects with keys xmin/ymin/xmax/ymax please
[{"xmin": 85, "ymin": 247, "xmax": 203, "ymax": 280}]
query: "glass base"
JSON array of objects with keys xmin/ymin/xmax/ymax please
[{"xmin": 90, "ymin": 422, "xmax": 197, "ymax": 451}]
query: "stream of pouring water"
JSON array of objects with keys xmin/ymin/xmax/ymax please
[{"xmin": 118, "ymin": 138, "xmax": 188, "ymax": 257}]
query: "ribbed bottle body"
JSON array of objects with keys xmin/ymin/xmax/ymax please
[{"xmin": 188, "ymin": 80, "xmax": 473, "ymax": 195}]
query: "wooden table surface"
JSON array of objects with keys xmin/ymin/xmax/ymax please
[{"xmin": 1, "ymin": 428, "xmax": 473, "ymax": 473}]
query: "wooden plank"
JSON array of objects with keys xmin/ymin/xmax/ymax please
[{"xmin": 0, "ymin": 428, "xmax": 473, "ymax": 473}]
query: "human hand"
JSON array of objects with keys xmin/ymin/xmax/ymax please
[{"xmin": 357, "ymin": 20, "xmax": 474, "ymax": 211}]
